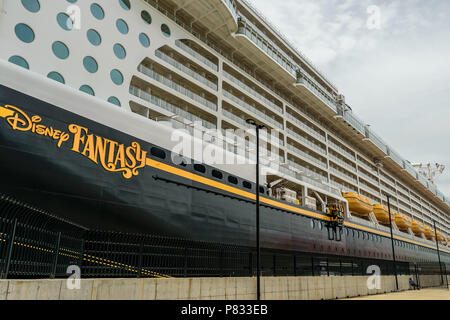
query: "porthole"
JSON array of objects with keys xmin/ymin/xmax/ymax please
[
  {"xmin": 161, "ymin": 24, "xmax": 171, "ymax": 37},
  {"xmin": 107, "ymin": 96, "xmax": 121, "ymax": 107},
  {"xmin": 194, "ymin": 164, "xmax": 206, "ymax": 174},
  {"xmin": 228, "ymin": 176, "xmax": 238, "ymax": 185},
  {"xmin": 318, "ymin": 222, "xmax": 323, "ymax": 231},
  {"xmin": 259, "ymin": 186, "xmax": 265, "ymax": 194},
  {"xmin": 110, "ymin": 69, "xmax": 124, "ymax": 85},
  {"xmin": 83, "ymin": 56, "xmax": 98, "ymax": 73},
  {"xmin": 141, "ymin": 10, "xmax": 152, "ymax": 24},
  {"xmin": 212, "ymin": 170, "xmax": 223, "ymax": 180},
  {"xmin": 87, "ymin": 29, "xmax": 102, "ymax": 46},
  {"xmin": 310, "ymin": 220, "xmax": 315, "ymax": 229},
  {"xmin": 52, "ymin": 41, "xmax": 69, "ymax": 59},
  {"xmin": 151, "ymin": 147, "xmax": 166, "ymax": 159},
  {"xmin": 113, "ymin": 43, "xmax": 126, "ymax": 59},
  {"xmin": 79, "ymin": 85, "xmax": 94, "ymax": 96},
  {"xmin": 116, "ymin": 19, "xmax": 129, "ymax": 34},
  {"xmin": 139, "ymin": 33, "xmax": 150, "ymax": 48},
  {"xmin": 243, "ymin": 181, "xmax": 252, "ymax": 189},
  {"xmin": 90, "ymin": 3, "xmax": 104, "ymax": 20},
  {"xmin": 15, "ymin": 23, "xmax": 35, "ymax": 43},
  {"xmin": 47, "ymin": 72, "xmax": 65, "ymax": 84},
  {"xmin": 57, "ymin": 13, "xmax": 73, "ymax": 31},
  {"xmin": 119, "ymin": 0, "xmax": 131, "ymax": 10},
  {"xmin": 21, "ymin": 0, "xmax": 40, "ymax": 13},
  {"xmin": 8, "ymin": 56, "xmax": 29, "ymax": 69}
]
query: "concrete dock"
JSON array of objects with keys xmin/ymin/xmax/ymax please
[{"xmin": 345, "ymin": 288, "xmax": 450, "ymax": 300}]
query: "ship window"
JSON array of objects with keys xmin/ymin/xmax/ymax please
[
  {"xmin": 310, "ymin": 220, "xmax": 315, "ymax": 229},
  {"xmin": 52, "ymin": 41, "xmax": 69, "ymax": 59},
  {"xmin": 318, "ymin": 222, "xmax": 323, "ymax": 231},
  {"xmin": 116, "ymin": 19, "xmax": 129, "ymax": 35},
  {"xmin": 87, "ymin": 29, "xmax": 102, "ymax": 46},
  {"xmin": 119, "ymin": 0, "xmax": 131, "ymax": 10},
  {"xmin": 161, "ymin": 24, "xmax": 171, "ymax": 37},
  {"xmin": 212, "ymin": 170, "xmax": 223, "ymax": 180},
  {"xmin": 139, "ymin": 33, "xmax": 150, "ymax": 48},
  {"xmin": 151, "ymin": 147, "xmax": 166, "ymax": 159},
  {"xmin": 141, "ymin": 10, "xmax": 152, "ymax": 24},
  {"xmin": 259, "ymin": 186, "xmax": 265, "ymax": 194},
  {"xmin": 8, "ymin": 56, "xmax": 29, "ymax": 69},
  {"xmin": 67, "ymin": 0, "xmax": 77, "ymax": 2},
  {"xmin": 79, "ymin": 85, "xmax": 94, "ymax": 96},
  {"xmin": 83, "ymin": 56, "xmax": 98, "ymax": 73},
  {"xmin": 90, "ymin": 4, "xmax": 104, "ymax": 20},
  {"xmin": 243, "ymin": 181, "xmax": 252, "ymax": 190},
  {"xmin": 47, "ymin": 72, "xmax": 65, "ymax": 84},
  {"xmin": 194, "ymin": 164, "xmax": 206, "ymax": 174},
  {"xmin": 113, "ymin": 44, "xmax": 126, "ymax": 59},
  {"xmin": 57, "ymin": 13, "xmax": 73, "ymax": 31},
  {"xmin": 107, "ymin": 96, "xmax": 121, "ymax": 107},
  {"xmin": 228, "ymin": 176, "xmax": 238, "ymax": 185},
  {"xmin": 15, "ymin": 24, "xmax": 35, "ymax": 43},
  {"xmin": 21, "ymin": 0, "xmax": 40, "ymax": 13},
  {"xmin": 110, "ymin": 69, "xmax": 124, "ymax": 85}
]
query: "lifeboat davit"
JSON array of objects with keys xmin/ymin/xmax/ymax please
[
  {"xmin": 373, "ymin": 204, "xmax": 393, "ymax": 225},
  {"xmin": 424, "ymin": 226, "xmax": 435, "ymax": 240},
  {"xmin": 411, "ymin": 220, "xmax": 425, "ymax": 236},
  {"xmin": 395, "ymin": 213, "xmax": 412, "ymax": 232},
  {"xmin": 342, "ymin": 193, "xmax": 373, "ymax": 217}
]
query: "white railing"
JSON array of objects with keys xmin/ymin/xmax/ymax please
[
  {"xmin": 286, "ymin": 112, "xmax": 326, "ymax": 142},
  {"xmin": 156, "ymin": 50, "xmax": 218, "ymax": 90},
  {"xmin": 286, "ymin": 144, "xmax": 327, "ymax": 170},
  {"xmin": 286, "ymin": 128, "xmax": 327, "ymax": 156},
  {"xmin": 329, "ymin": 154, "xmax": 355, "ymax": 172},
  {"xmin": 328, "ymin": 140, "xmax": 356, "ymax": 161},
  {"xmin": 175, "ymin": 40, "xmax": 218, "ymax": 72},
  {"xmin": 223, "ymin": 70, "xmax": 283, "ymax": 114},
  {"xmin": 137, "ymin": 64, "xmax": 217, "ymax": 112},
  {"xmin": 129, "ymin": 86, "xmax": 216, "ymax": 130},
  {"xmin": 329, "ymin": 167, "xmax": 358, "ymax": 184},
  {"xmin": 223, "ymin": 90, "xmax": 283, "ymax": 129}
]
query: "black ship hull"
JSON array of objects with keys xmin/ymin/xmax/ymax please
[{"xmin": 0, "ymin": 83, "xmax": 449, "ymax": 267}]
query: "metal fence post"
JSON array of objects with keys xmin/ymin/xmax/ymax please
[
  {"xmin": 138, "ymin": 242, "xmax": 143, "ymax": 278},
  {"xmin": 2, "ymin": 218, "xmax": 18, "ymax": 279},
  {"xmin": 183, "ymin": 245, "xmax": 188, "ymax": 278},
  {"xmin": 51, "ymin": 232, "xmax": 62, "ymax": 278}
]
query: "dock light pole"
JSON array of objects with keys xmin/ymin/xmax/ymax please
[
  {"xmin": 432, "ymin": 220, "xmax": 444, "ymax": 285},
  {"xmin": 246, "ymin": 119, "xmax": 265, "ymax": 301},
  {"xmin": 386, "ymin": 195, "xmax": 399, "ymax": 291}
]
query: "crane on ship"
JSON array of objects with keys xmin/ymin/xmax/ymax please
[{"xmin": 412, "ymin": 163, "xmax": 446, "ymax": 185}]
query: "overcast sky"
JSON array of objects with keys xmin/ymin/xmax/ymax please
[{"xmin": 247, "ymin": 0, "xmax": 450, "ymax": 197}]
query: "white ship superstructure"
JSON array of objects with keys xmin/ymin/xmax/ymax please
[{"xmin": 1, "ymin": 0, "xmax": 449, "ymax": 244}]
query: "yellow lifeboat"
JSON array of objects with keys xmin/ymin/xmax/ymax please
[
  {"xmin": 424, "ymin": 226, "xmax": 435, "ymax": 240},
  {"xmin": 395, "ymin": 213, "xmax": 412, "ymax": 232},
  {"xmin": 411, "ymin": 220, "xmax": 425, "ymax": 236},
  {"xmin": 373, "ymin": 204, "xmax": 393, "ymax": 225},
  {"xmin": 436, "ymin": 231, "xmax": 445, "ymax": 243},
  {"xmin": 342, "ymin": 193, "xmax": 373, "ymax": 217}
]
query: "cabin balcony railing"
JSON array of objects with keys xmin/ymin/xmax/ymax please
[
  {"xmin": 359, "ymin": 184, "xmax": 381, "ymax": 197},
  {"xmin": 329, "ymin": 154, "xmax": 355, "ymax": 172},
  {"xmin": 222, "ymin": 0, "xmax": 239, "ymax": 20},
  {"xmin": 380, "ymin": 174, "xmax": 396, "ymax": 189},
  {"xmin": 223, "ymin": 70, "xmax": 283, "ymax": 114},
  {"xmin": 156, "ymin": 50, "xmax": 218, "ymax": 91},
  {"xmin": 359, "ymin": 171, "xmax": 379, "ymax": 187},
  {"xmin": 236, "ymin": 17, "xmax": 297, "ymax": 78},
  {"xmin": 286, "ymin": 128, "xmax": 327, "ymax": 156},
  {"xmin": 343, "ymin": 111, "xmax": 366, "ymax": 135},
  {"xmin": 296, "ymin": 68, "xmax": 338, "ymax": 113},
  {"xmin": 356, "ymin": 159, "xmax": 378, "ymax": 175},
  {"xmin": 174, "ymin": 40, "xmax": 218, "ymax": 72},
  {"xmin": 287, "ymin": 160, "xmax": 327, "ymax": 183},
  {"xmin": 129, "ymin": 86, "xmax": 216, "ymax": 130},
  {"xmin": 278, "ymin": 166, "xmax": 339, "ymax": 196},
  {"xmin": 286, "ymin": 144, "xmax": 327, "ymax": 170},
  {"xmin": 137, "ymin": 65, "xmax": 217, "ymax": 112},
  {"xmin": 328, "ymin": 140, "xmax": 356, "ymax": 161},
  {"xmin": 285, "ymin": 112, "xmax": 326, "ymax": 142},
  {"xmin": 223, "ymin": 90, "xmax": 283, "ymax": 129},
  {"xmin": 329, "ymin": 167, "xmax": 358, "ymax": 185}
]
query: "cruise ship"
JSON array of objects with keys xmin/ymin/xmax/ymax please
[{"xmin": 0, "ymin": 0, "xmax": 449, "ymax": 268}]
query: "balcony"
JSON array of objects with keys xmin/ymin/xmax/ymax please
[
  {"xmin": 329, "ymin": 167, "xmax": 358, "ymax": 185},
  {"xmin": 287, "ymin": 160, "xmax": 328, "ymax": 183},
  {"xmin": 359, "ymin": 170, "xmax": 379, "ymax": 187},
  {"xmin": 295, "ymin": 68, "xmax": 338, "ymax": 114},
  {"xmin": 175, "ymin": 40, "xmax": 218, "ymax": 72},
  {"xmin": 129, "ymin": 86, "xmax": 216, "ymax": 130},
  {"xmin": 223, "ymin": 70, "xmax": 283, "ymax": 114},
  {"xmin": 286, "ymin": 143, "xmax": 328, "ymax": 170},
  {"xmin": 286, "ymin": 128, "xmax": 327, "ymax": 156},
  {"xmin": 328, "ymin": 140, "xmax": 356, "ymax": 161},
  {"xmin": 235, "ymin": 17, "xmax": 297, "ymax": 80},
  {"xmin": 155, "ymin": 50, "xmax": 218, "ymax": 91},
  {"xmin": 137, "ymin": 65, "xmax": 217, "ymax": 112},
  {"xmin": 223, "ymin": 90, "xmax": 283, "ymax": 129},
  {"xmin": 342, "ymin": 111, "xmax": 366, "ymax": 136},
  {"xmin": 329, "ymin": 154, "xmax": 355, "ymax": 173},
  {"xmin": 286, "ymin": 112, "xmax": 326, "ymax": 143}
]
